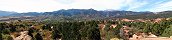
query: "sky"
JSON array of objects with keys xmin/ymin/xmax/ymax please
[{"xmin": 0, "ymin": 0, "xmax": 172, "ymax": 13}]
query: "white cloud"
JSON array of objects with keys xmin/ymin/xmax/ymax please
[
  {"xmin": 0, "ymin": 0, "xmax": 172, "ymax": 12},
  {"xmin": 0, "ymin": 0, "xmax": 126, "ymax": 12},
  {"xmin": 149, "ymin": 1, "xmax": 172, "ymax": 12},
  {"xmin": 126, "ymin": 1, "xmax": 148, "ymax": 11},
  {"xmin": 69, "ymin": 0, "xmax": 125, "ymax": 10},
  {"xmin": 0, "ymin": 0, "xmax": 69, "ymax": 12}
]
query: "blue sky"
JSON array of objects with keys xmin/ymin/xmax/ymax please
[{"xmin": 0, "ymin": 0, "xmax": 172, "ymax": 13}]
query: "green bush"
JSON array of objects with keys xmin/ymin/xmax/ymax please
[{"xmin": 161, "ymin": 25, "xmax": 172, "ymax": 37}]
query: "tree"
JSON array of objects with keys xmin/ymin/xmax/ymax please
[
  {"xmin": 0, "ymin": 33, "xmax": 2, "ymax": 40},
  {"xmin": 2, "ymin": 29, "xmax": 11, "ymax": 34},
  {"xmin": 52, "ymin": 29, "xmax": 61, "ymax": 40},
  {"xmin": 1, "ymin": 34, "xmax": 13, "ymax": 40},
  {"xmin": 87, "ymin": 21, "xmax": 101, "ymax": 40},
  {"xmin": 42, "ymin": 24, "xmax": 51, "ymax": 30},
  {"xmin": 35, "ymin": 33, "xmax": 43, "ymax": 40},
  {"xmin": 28, "ymin": 28, "xmax": 34, "ymax": 38},
  {"xmin": 113, "ymin": 24, "xmax": 123, "ymax": 38},
  {"xmin": 161, "ymin": 25, "xmax": 172, "ymax": 37}
]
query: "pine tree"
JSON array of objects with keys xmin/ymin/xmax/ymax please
[
  {"xmin": 161, "ymin": 25, "xmax": 172, "ymax": 37},
  {"xmin": 35, "ymin": 33, "xmax": 43, "ymax": 40},
  {"xmin": 0, "ymin": 33, "xmax": 2, "ymax": 40}
]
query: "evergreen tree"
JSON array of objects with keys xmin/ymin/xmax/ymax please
[
  {"xmin": 0, "ymin": 33, "xmax": 2, "ymax": 40},
  {"xmin": 161, "ymin": 25, "xmax": 172, "ymax": 37},
  {"xmin": 88, "ymin": 21, "xmax": 101, "ymax": 40},
  {"xmin": 52, "ymin": 29, "xmax": 61, "ymax": 40},
  {"xmin": 35, "ymin": 33, "xmax": 43, "ymax": 40},
  {"xmin": 28, "ymin": 28, "xmax": 34, "ymax": 38}
]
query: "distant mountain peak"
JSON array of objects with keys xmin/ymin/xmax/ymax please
[{"xmin": 0, "ymin": 10, "xmax": 17, "ymax": 16}]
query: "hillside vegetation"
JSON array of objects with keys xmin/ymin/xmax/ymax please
[{"xmin": 1, "ymin": 18, "xmax": 172, "ymax": 40}]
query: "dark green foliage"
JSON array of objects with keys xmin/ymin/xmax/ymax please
[
  {"xmin": 35, "ymin": 33, "xmax": 43, "ymax": 40},
  {"xmin": 0, "ymin": 33, "xmax": 2, "ymax": 40},
  {"xmin": 104, "ymin": 24, "xmax": 111, "ymax": 31},
  {"xmin": 28, "ymin": 28, "xmax": 34, "ymax": 37},
  {"xmin": 161, "ymin": 25, "xmax": 172, "ymax": 37},
  {"xmin": 1, "ymin": 17, "xmax": 172, "ymax": 40},
  {"xmin": 52, "ymin": 29, "xmax": 61, "ymax": 40},
  {"xmin": 9, "ymin": 26, "xmax": 16, "ymax": 32},
  {"xmin": 49, "ymin": 21, "xmax": 101, "ymax": 40},
  {"xmin": 2, "ymin": 29, "xmax": 11, "ymax": 34},
  {"xmin": 113, "ymin": 24, "xmax": 123, "ymax": 38},
  {"xmin": 0, "ymin": 23, "xmax": 5, "ymax": 32},
  {"xmin": 1, "ymin": 34, "xmax": 13, "ymax": 40},
  {"xmin": 42, "ymin": 24, "xmax": 51, "ymax": 30},
  {"xmin": 6, "ymin": 35, "xmax": 13, "ymax": 40},
  {"xmin": 87, "ymin": 21, "xmax": 101, "ymax": 40}
]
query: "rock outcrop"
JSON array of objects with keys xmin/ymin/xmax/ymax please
[{"xmin": 11, "ymin": 31, "xmax": 32, "ymax": 40}]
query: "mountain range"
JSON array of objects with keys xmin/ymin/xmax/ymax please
[
  {"xmin": 0, "ymin": 9, "xmax": 172, "ymax": 20},
  {"xmin": 0, "ymin": 11, "xmax": 17, "ymax": 16}
]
